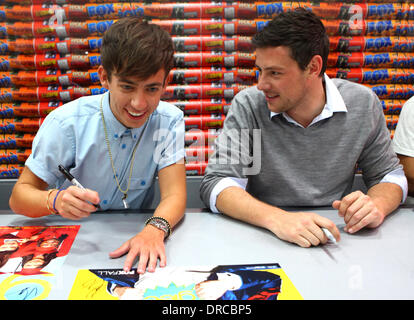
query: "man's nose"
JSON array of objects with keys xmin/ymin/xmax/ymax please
[
  {"xmin": 256, "ymin": 74, "xmax": 270, "ymax": 91},
  {"xmin": 130, "ymin": 90, "xmax": 147, "ymax": 109}
]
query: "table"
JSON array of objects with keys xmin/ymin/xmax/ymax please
[{"xmin": 0, "ymin": 205, "xmax": 413, "ymax": 300}]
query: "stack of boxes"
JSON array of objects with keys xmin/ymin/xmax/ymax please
[{"xmin": 0, "ymin": 1, "xmax": 411, "ymax": 178}]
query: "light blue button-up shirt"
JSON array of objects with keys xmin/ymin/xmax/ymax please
[{"xmin": 26, "ymin": 91, "xmax": 185, "ymax": 210}]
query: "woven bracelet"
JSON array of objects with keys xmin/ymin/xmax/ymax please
[{"xmin": 53, "ymin": 187, "xmax": 65, "ymax": 214}]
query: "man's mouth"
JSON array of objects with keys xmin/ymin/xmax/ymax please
[
  {"xmin": 265, "ymin": 93, "xmax": 279, "ymax": 100},
  {"xmin": 127, "ymin": 110, "xmax": 146, "ymax": 117}
]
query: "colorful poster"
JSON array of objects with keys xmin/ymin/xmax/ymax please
[
  {"xmin": 0, "ymin": 225, "xmax": 80, "ymax": 300},
  {"xmin": 69, "ymin": 263, "xmax": 302, "ymax": 300}
]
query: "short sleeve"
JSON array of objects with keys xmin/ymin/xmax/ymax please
[
  {"xmin": 25, "ymin": 113, "xmax": 75, "ymax": 186},
  {"xmin": 153, "ymin": 114, "xmax": 185, "ymax": 171},
  {"xmin": 393, "ymin": 98, "xmax": 414, "ymax": 157}
]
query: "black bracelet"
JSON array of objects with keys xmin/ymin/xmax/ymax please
[{"xmin": 145, "ymin": 216, "xmax": 171, "ymax": 238}]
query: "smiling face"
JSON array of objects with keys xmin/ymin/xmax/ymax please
[
  {"xmin": 0, "ymin": 240, "xmax": 19, "ymax": 252},
  {"xmin": 23, "ymin": 255, "xmax": 45, "ymax": 269},
  {"xmin": 39, "ymin": 238, "xmax": 59, "ymax": 249},
  {"xmin": 255, "ymin": 46, "xmax": 311, "ymax": 115},
  {"xmin": 98, "ymin": 66, "xmax": 167, "ymax": 129}
]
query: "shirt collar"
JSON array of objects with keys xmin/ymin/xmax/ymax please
[
  {"xmin": 270, "ymin": 74, "xmax": 347, "ymax": 127},
  {"xmin": 102, "ymin": 91, "xmax": 147, "ymax": 140}
]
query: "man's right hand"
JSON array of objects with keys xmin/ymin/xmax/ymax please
[
  {"xmin": 54, "ymin": 186, "xmax": 100, "ymax": 220},
  {"xmin": 269, "ymin": 210, "xmax": 340, "ymax": 247}
]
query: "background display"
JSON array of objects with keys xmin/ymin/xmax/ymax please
[{"xmin": 0, "ymin": 0, "xmax": 412, "ymax": 178}]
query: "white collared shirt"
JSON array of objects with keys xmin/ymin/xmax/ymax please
[{"xmin": 270, "ymin": 74, "xmax": 347, "ymax": 127}]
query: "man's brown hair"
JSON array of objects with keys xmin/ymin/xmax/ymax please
[
  {"xmin": 100, "ymin": 18, "xmax": 174, "ymax": 81},
  {"xmin": 252, "ymin": 8, "xmax": 329, "ymax": 77}
]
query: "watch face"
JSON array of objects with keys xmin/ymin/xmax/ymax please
[
  {"xmin": 149, "ymin": 220, "xmax": 168, "ymax": 236},
  {"xmin": 145, "ymin": 217, "xmax": 171, "ymax": 238}
]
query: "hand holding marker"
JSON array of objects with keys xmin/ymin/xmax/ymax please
[{"xmin": 58, "ymin": 164, "xmax": 100, "ymax": 209}]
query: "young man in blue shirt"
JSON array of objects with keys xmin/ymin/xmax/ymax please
[{"xmin": 9, "ymin": 18, "xmax": 186, "ymax": 274}]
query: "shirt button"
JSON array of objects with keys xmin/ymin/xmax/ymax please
[
  {"xmin": 141, "ymin": 180, "xmax": 146, "ymax": 186},
  {"xmin": 114, "ymin": 134, "xmax": 118, "ymax": 138},
  {"xmin": 103, "ymin": 200, "xmax": 108, "ymax": 204},
  {"xmin": 122, "ymin": 144, "xmax": 126, "ymax": 149}
]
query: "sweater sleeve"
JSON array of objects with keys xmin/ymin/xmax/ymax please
[{"xmin": 357, "ymin": 90, "xmax": 403, "ymax": 189}]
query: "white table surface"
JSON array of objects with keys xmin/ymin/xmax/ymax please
[{"xmin": 0, "ymin": 205, "xmax": 413, "ymax": 300}]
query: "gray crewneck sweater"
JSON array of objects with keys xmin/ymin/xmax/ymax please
[{"xmin": 200, "ymin": 78, "xmax": 402, "ymax": 208}]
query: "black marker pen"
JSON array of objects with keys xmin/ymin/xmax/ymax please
[
  {"xmin": 58, "ymin": 165, "xmax": 100, "ymax": 209},
  {"xmin": 58, "ymin": 165, "xmax": 85, "ymax": 190}
]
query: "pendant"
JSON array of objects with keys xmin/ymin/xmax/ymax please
[{"xmin": 122, "ymin": 194, "xmax": 129, "ymax": 209}]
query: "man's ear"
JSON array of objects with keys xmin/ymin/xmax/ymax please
[
  {"xmin": 307, "ymin": 55, "xmax": 323, "ymax": 78},
  {"xmin": 98, "ymin": 65, "xmax": 110, "ymax": 89}
]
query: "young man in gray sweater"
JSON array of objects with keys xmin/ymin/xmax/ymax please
[{"xmin": 200, "ymin": 8, "xmax": 407, "ymax": 248}]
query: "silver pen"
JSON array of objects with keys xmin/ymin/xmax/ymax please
[{"xmin": 322, "ymin": 227, "xmax": 337, "ymax": 244}]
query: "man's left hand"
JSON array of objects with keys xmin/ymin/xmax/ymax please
[
  {"xmin": 332, "ymin": 191, "xmax": 385, "ymax": 234},
  {"xmin": 109, "ymin": 225, "xmax": 166, "ymax": 274}
]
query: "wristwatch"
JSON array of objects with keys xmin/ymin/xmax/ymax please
[{"xmin": 145, "ymin": 216, "xmax": 171, "ymax": 238}]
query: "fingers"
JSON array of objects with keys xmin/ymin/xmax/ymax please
[
  {"xmin": 124, "ymin": 246, "xmax": 139, "ymax": 273},
  {"xmin": 136, "ymin": 250, "xmax": 162, "ymax": 274},
  {"xmin": 344, "ymin": 203, "xmax": 383, "ymax": 233},
  {"xmin": 158, "ymin": 250, "xmax": 167, "ymax": 268},
  {"xmin": 316, "ymin": 217, "xmax": 341, "ymax": 243},
  {"xmin": 83, "ymin": 188, "xmax": 101, "ymax": 206},
  {"xmin": 110, "ymin": 234, "xmax": 167, "ymax": 274},
  {"xmin": 334, "ymin": 191, "xmax": 384, "ymax": 234},
  {"xmin": 299, "ymin": 227, "xmax": 325, "ymax": 247},
  {"xmin": 295, "ymin": 221, "xmax": 339, "ymax": 247},
  {"xmin": 109, "ymin": 241, "xmax": 130, "ymax": 259},
  {"xmin": 343, "ymin": 198, "xmax": 371, "ymax": 232},
  {"xmin": 195, "ymin": 282, "xmax": 211, "ymax": 300},
  {"xmin": 136, "ymin": 246, "xmax": 166, "ymax": 274},
  {"xmin": 335, "ymin": 191, "xmax": 363, "ymax": 219},
  {"xmin": 295, "ymin": 235, "xmax": 314, "ymax": 248},
  {"xmin": 332, "ymin": 200, "xmax": 341, "ymax": 210},
  {"xmin": 55, "ymin": 186, "xmax": 99, "ymax": 220},
  {"xmin": 346, "ymin": 214, "xmax": 374, "ymax": 234},
  {"xmin": 280, "ymin": 213, "xmax": 339, "ymax": 248},
  {"xmin": 128, "ymin": 247, "xmax": 166, "ymax": 274}
]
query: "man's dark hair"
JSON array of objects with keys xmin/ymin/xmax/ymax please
[
  {"xmin": 252, "ymin": 7, "xmax": 329, "ymax": 76},
  {"xmin": 100, "ymin": 18, "xmax": 174, "ymax": 81}
]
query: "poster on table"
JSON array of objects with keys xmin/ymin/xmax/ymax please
[
  {"xmin": 0, "ymin": 225, "xmax": 80, "ymax": 300},
  {"xmin": 69, "ymin": 263, "xmax": 302, "ymax": 300}
]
